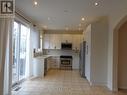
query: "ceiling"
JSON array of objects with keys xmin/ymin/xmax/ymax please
[{"xmin": 15, "ymin": 0, "xmax": 127, "ymax": 30}]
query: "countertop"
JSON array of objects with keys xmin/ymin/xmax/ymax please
[
  {"xmin": 34, "ymin": 55, "xmax": 60, "ymax": 59},
  {"xmin": 34, "ymin": 55, "xmax": 51, "ymax": 59}
]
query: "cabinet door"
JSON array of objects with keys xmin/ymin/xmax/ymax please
[
  {"xmin": 76, "ymin": 35, "xmax": 82, "ymax": 50},
  {"xmin": 50, "ymin": 34, "xmax": 61, "ymax": 49},
  {"xmin": 50, "ymin": 56, "xmax": 60, "ymax": 69},
  {"xmin": 72, "ymin": 34, "xmax": 82, "ymax": 50},
  {"xmin": 50, "ymin": 34, "xmax": 55, "ymax": 49},
  {"xmin": 47, "ymin": 58, "xmax": 51, "ymax": 70},
  {"xmin": 54, "ymin": 34, "xmax": 61, "ymax": 49},
  {"xmin": 61, "ymin": 34, "xmax": 72, "ymax": 43},
  {"xmin": 43, "ymin": 34, "xmax": 50, "ymax": 49}
]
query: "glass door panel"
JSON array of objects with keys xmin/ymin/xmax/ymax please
[
  {"xmin": 12, "ymin": 21, "xmax": 29, "ymax": 85},
  {"xmin": 19, "ymin": 24, "xmax": 28, "ymax": 80},
  {"xmin": 12, "ymin": 22, "xmax": 20, "ymax": 84}
]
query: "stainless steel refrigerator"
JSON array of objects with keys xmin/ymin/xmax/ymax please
[{"xmin": 79, "ymin": 41, "xmax": 86, "ymax": 78}]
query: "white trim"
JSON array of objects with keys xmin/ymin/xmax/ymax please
[{"xmin": 8, "ymin": 19, "xmax": 13, "ymax": 95}]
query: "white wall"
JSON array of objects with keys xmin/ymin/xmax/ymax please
[
  {"xmin": 84, "ymin": 18, "xmax": 108, "ymax": 86},
  {"xmin": 91, "ymin": 19, "xmax": 108, "ymax": 86},
  {"xmin": 29, "ymin": 27, "xmax": 40, "ymax": 76},
  {"xmin": 85, "ymin": 25, "xmax": 91, "ymax": 82}
]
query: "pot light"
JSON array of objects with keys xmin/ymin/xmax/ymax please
[
  {"xmin": 95, "ymin": 2, "xmax": 98, "ymax": 6},
  {"xmin": 34, "ymin": 1, "xmax": 38, "ymax": 5},
  {"xmin": 82, "ymin": 17, "xmax": 85, "ymax": 21}
]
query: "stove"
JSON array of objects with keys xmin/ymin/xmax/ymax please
[{"xmin": 60, "ymin": 56, "xmax": 72, "ymax": 70}]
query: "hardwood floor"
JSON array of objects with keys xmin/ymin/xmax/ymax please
[{"xmin": 12, "ymin": 69, "xmax": 127, "ymax": 95}]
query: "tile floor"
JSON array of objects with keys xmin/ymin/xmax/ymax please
[{"xmin": 12, "ymin": 69, "xmax": 127, "ymax": 95}]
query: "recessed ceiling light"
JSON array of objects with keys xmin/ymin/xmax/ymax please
[
  {"xmin": 95, "ymin": 2, "xmax": 98, "ymax": 6},
  {"xmin": 82, "ymin": 17, "xmax": 85, "ymax": 21},
  {"xmin": 34, "ymin": 1, "xmax": 38, "ymax": 5}
]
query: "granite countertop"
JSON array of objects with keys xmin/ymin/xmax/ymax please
[{"xmin": 34, "ymin": 55, "xmax": 51, "ymax": 59}]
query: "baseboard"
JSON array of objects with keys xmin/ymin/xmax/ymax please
[
  {"xmin": 90, "ymin": 81, "xmax": 107, "ymax": 87},
  {"xmin": 119, "ymin": 86, "xmax": 127, "ymax": 89}
]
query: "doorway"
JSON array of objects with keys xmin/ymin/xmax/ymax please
[
  {"xmin": 118, "ymin": 21, "xmax": 127, "ymax": 90},
  {"xmin": 12, "ymin": 21, "xmax": 30, "ymax": 86}
]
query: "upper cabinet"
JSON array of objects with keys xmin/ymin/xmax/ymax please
[
  {"xmin": 50, "ymin": 34, "xmax": 61, "ymax": 49},
  {"xmin": 43, "ymin": 33, "xmax": 83, "ymax": 50},
  {"xmin": 43, "ymin": 34, "xmax": 50, "ymax": 49},
  {"xmin": 54, "ymin": 34, "xmax": 62, "ymax": 49},
  {"xmin": 72, "ymin": 34, "xmax": 83, "ymax": 50},
  {"xmin": 61, "ymin": 34, "xmax": 73, "ymax": 43}
]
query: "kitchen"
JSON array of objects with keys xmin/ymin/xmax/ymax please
[
  {"xmin": 11, "ymin": 16, "xmax": 109, "ymax": 95},
  {"xmin": 32, "ymin": 29, "xmax": 84, "ymax": 78},
  {"xmin": 1, "ymin": 0, "xmax": 127, "ymax": 95}
]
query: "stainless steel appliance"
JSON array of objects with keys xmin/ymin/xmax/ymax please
[
  {"xmin": 61, "ymin": 43, "xmax": 72, "ymax": 50},
  {"xmin": 79, "ymin": 41, "xmax": 86, "ymax": 78},
  {"xmin": 60, "ymin": 56, "xmax": 72, "ymax": 70}
]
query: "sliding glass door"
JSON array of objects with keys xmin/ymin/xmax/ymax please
[
  {"xmin": 12, "ymin": 21, "xmax": 30, "ymax": 85},
  {"xmin": 12, "ymin": 22, "xmax": 19, "ymax": 84}
]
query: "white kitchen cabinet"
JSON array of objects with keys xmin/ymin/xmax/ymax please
[
  {"xmin": 50, "ymin": 56, "xmax": 60, "ymax": 69},
  {"xmin": 33, "ymin": 57, "xmax": 45, "ymax": 78},
  {"xmin": 43, "ymin": 34, "xmax": 50, "ymax": 49},
  {"xmin": 50, "ymin": 34, "xmax": 61, "ymax": 49},
  {"xmin": 43, "ymin": 33, "xmax": 82, "ymax": 50},
  {"xmin": 44, "ymin": 34, "xmax": 61, "ymax": 49},
  {"xmin": 72, "ymin": 34, "xmax": 82, "ymax": 50},
  {"xmin": 54, "ymin": 34, "xmax": 61, "ymax": 49},
  {"xmin": 61, "ymin": 34, "xmax": 73, "ymax": 43},
  {"xmin": 47, "ymin": 57, "xmax": 51, "ymax": 70},
  {"xmin": 50, "ymin": 34, "xmax": 56, "ymax": 49}
]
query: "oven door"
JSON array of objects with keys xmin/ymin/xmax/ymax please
[{"xmin": 60, "ymin": 58, "xmax": 72, "ymax": 70}]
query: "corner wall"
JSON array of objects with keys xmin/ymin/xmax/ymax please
[
  {"xmin": 91, "ymin": 18, "xmax": 108, "ymax": 86},
  {"xmin": 118, "ymin": 21, "xmax": 127, "ymax": 89},
  {"xmin": 108, "ymin": 14, "xmax": 127, "ymax": 91}
]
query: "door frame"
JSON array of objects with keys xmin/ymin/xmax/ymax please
[
  {"xmin": 12, "ymin": 20, "xmax": 29, "ymax": 86},
  {"xmin": 113, "ymin": 15, "xmax": 127, "ymax": 91}
]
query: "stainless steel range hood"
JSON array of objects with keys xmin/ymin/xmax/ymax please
[{"xmin": 61, "ymin": 43, "xmax": 72, "ymax": 50}]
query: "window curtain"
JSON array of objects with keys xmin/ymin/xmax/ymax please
[{"xmin": 0, "ymin": 18, "xmax": 13, "ymax": 95}]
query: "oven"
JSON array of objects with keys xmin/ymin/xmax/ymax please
[{"xmin": 60, "ymin": 56, "xmax": 72, "ymax": 70}]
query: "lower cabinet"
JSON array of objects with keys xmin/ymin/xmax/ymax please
[
  {"xmin": 33, "ymin": 56, "xmax": 60, "ymax": 78},
  {"xmin": 33, "ymin": 58, "xmax": 44, "ymax": 78},
  {"xmin": 47, "ymin": 56, "xmax": 60, "ymax": 69},
  {"xmin": 47, "ymin": 57, "xmax": 51, "ymax": 70}
]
